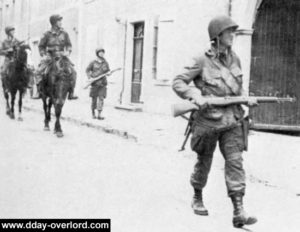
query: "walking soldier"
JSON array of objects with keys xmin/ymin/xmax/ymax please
[{"xmin": 172, "ymin": 15, "xmax": 257, "ymax": 228}]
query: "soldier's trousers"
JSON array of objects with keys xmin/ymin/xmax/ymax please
[
  {"xmin": 190, "ymin": 124, "xmax": 246, "ymax": 196},
  {"xmin": 91, "ymin": 96, "xmax": 104, "ymax": 111}
]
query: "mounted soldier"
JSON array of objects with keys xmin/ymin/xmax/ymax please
[
  {"xmin": 0, "ymin": 26, "xmax": 20, "ymax": 93},
  {"xmin": 36, "ymin": 14, "xmax": 78, "ymax": 100}
]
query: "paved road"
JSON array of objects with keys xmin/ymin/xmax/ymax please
[{"xmin": 0, "ymin": 97, "xmax": 300, "ymax": 232}]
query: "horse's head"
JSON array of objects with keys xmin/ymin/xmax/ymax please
[
  {"xmin": 55, "ymin": 56, "xmax": 73, "ymax": 77},
  {"xmin": 15, "ymin": 44, "xmax": 31, "ymax": 67}
]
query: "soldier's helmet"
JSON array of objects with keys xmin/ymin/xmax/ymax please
[
  {"xmin": 96, "ymin": 48, "xmax": 105, "ymax": 57},
  {"xmin": 5, "ymin": 26, "xmax": 15, "ymax": 35},
  {"xmin": 208, "ymin": 15, "xmax": 238, "ymax": 40},
  {"xmin": 49, "ymin": 14, "xmax": 63, "ymax": 26}
]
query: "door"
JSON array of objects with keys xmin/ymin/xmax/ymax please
[
  {"xmin": 249, "ymin": 0, "xmax": 300, "ymax": 130},
  {"xmin": 131, "ymin": 22, "xmax": 144, "ymax": 103}
]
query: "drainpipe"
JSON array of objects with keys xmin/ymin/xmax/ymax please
[
  {"xmin": 117, "ymin": 19, "xmax": 127, "ymax": 105},
  {"xmin": 228, "ymin": 0, "xmax": 232, "ymax": 17}
]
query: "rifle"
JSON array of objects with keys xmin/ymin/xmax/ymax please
[
  {"xmin": 83, "ymin": 67, "xmax": 122, "ymax": 89},
  {"xmin": 0, "ymin": 40, "xmax": 27, "ymax": 55},
  {"xmin": 178, "ymin": 114, "xmax": 193, "ymax": 151},
  {"xmin": 172, "ymin": 96, "xmax": 296, "ymax": 117}
]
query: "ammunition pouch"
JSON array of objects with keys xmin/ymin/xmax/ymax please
[{"xmin": 201, "ymin": 106, "xmax": 223, "ymax": 120}]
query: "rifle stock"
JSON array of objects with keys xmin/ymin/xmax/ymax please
[
  {"xmin": 172, "ymin": 102, "xmax": 199, "ymax": 117},
  {"xmin": 172, "ymin": 96, "xmax": 296, "ymax": 117}
]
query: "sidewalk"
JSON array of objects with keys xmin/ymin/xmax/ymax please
[{"xmin": 22, "ymin": 94, "xmax": 187, "ymax": 149}]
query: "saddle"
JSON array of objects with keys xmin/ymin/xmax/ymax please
[{"xmin": 44, "ymin": 56, "xmax": 73, "ymax": 80}]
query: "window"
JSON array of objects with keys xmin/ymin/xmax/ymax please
[{"xmin": 152, "ymin": 16, "xmax": 159, "ymax": 79}]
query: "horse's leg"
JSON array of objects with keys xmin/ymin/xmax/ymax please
[
  {"xmin": 17, "ymin": 90, "xmax": 23, "ymax": 121},
  {"xmin": 43, "ymin": 97, "xmax": 50, "ymax": 131},
  {"xmin": 54, "ymin": 103, "xmax": 63, "ymax": 137},
  {"xmin": 2, "ymin": 75, "xmax": 10, "ymax": 115},
  {"xmin": 48, "ymin": 98, "xmax": 52, "ymax": 122},
  {"xmin": 4, "ymin": 91, "xmax": 10, "ymax": 115},
  {"xmin": 10, "ymin": 91, "xmax": 16, "ymax": 119}
]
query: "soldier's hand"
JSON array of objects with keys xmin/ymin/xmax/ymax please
[
  {"xmin": 41, "ymin": 55, "xmax": 48, "ymax": 61},
  {"xmin": 4, "ymin": 48, "xmax": 13, "ymax": 54},
  {"xmin": 247, "ymin": 99, "xmax": 259, "ymax": 107},
  {"xmin": 191, "ymin": 96, "xmax": 208, "ymax": 109},
  {"xmin": 63, "ymin": 50, "xmax": 71, "ymax": 57}
]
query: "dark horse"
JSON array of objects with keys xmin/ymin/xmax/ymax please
[
  {"xmin": 3, "ymin": 43, "xmax": 31, "ymax": 120},
  {"xmin": 40, "ymin": 55, "xmax": 73, "ymax": 137}
]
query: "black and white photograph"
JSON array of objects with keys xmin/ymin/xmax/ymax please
[{"xmin": 0, "ymin": 0, "xmax": 299, "ymax": 231}]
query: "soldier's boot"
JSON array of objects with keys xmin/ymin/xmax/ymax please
[
  {"xmin": 230, "ymin": 194, "xmax": 257, "ymax": 228},
  {"xmin": 68, "ymin": 88, "xmax": 78, "ymax": 100},
  {"xmin": 92, "ymin": 109, "xmax": 96, "ymax": 119},
  {"xmin": 97, "ymin": 110, "xmax": 104, "ymax": 120},
  {"xmin": 191, "ymin": 189, "xmax": 208, "ymax": 216}
]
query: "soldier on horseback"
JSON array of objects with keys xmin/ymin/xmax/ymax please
[
  {"xmin": 36, "ymin": 14, "xmax": 78, "ymax": 100},
  {"xmin": 0, "ymin": 26, "xmax": 20, "ymax": 93}
]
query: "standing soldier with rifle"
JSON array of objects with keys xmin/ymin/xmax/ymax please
[
  {"xmin": 172, "ymin": 16, "xmax": 257, "ymax": 228},
  {"xmin": 86, "ymin": 48, "xmax": 110, "ymax": 120},
  {"xmin": 36, "ymin": 14, "xmax": 78, "ymax": 100}
]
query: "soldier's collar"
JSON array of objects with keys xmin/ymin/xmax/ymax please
[
  {"xmin": 6, "ymin": 36, "xmax": 14, "ymax": 41},
  {"xmin": 96, "ymin": 57, "xmax": 105, "ymax": 63},
  {"xmin": 206, "ymin": 46, "xmax": 231, "ymax": 59},
  {"xmin": 50, "ymin": 27, "xmax": 63, "ymax": 34}
]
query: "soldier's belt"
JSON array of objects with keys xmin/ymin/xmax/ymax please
[{"xmin": 46, "ymin": 46, "xmax": 64, "ymax": 51}]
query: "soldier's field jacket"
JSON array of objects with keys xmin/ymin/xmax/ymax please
[
  {"xmin": 172, "ymin": 47, "xmax": 245, "ymax": 129},
  {"xmin": 86, "ymin": 58, "xmax": 110, "ymax": 88},
  {"xmin": 38, "ymin": 27, "xmax": 72, "ymax": 56},
  {"xmin": 0, "ymin": 38, "xmax": 20, "ymax": 60}
]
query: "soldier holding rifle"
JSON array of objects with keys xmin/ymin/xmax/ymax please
[
  {"xmin": 172, "ymin": 16, "xmax": 257, "ymax": 228},
  {"xmin": 0, "ymin": 27, "xmax": 32, "ymax": 92},
  {"xmin": 86, "ymin": 48, "xmax": 110, "ymax": 120}
]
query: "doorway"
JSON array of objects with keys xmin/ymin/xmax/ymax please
[
  {"xmin": 249, "ymin": 0, "xmax": 300, "ymax": 130},
  {"xmin": 131, "ymin": 22, "xmax": 144, "ymax": 103}
]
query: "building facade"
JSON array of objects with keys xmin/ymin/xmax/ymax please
[{"xmin": 3, "ymin": 0, "xmax": 298, "ymax": 132}]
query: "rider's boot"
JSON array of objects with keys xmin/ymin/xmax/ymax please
[
  {"xmin": 32, "ymin": 82, "xmax": 42, "ymax": 99},
  {"xmin": 68, "ymin": 88, "xmax": 78, "ymax": 100}
]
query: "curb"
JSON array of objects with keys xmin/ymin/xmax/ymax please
[{"xmin": 23, "ymin": 106, "xmax": 138, "ymax": 142}]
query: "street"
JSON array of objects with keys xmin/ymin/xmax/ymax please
[{"xmin": 0, "ymin": 97, "xmax": 300, "ymax": 232}]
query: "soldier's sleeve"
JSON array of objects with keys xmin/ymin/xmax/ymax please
[
  {"xmin": 64, "ymin": 31, "xmax": 72, "ymax": 53},
  {"xmin": 233, "ymin": 53, "xmax": 246, "ymax": 96},
  {"xmin": 85, "ymin": 61, "xmax": 94, "ymax": 78},
  {"xmin": 172, "ymin": 56, "xmax": 204, "ymax": 100},
  {"xmin": 38, "ymin": 32, "xmax": 48, "ymax": 57},
  {"xmin": 0, "ymin": 42, "xmax": 6, "ymax": 56}
]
